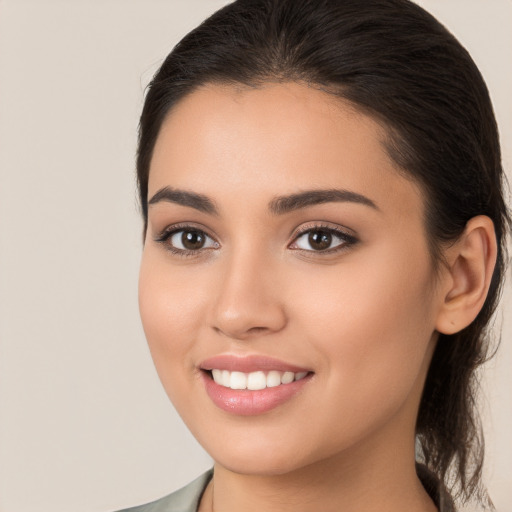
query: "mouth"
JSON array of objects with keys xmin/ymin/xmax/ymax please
[
  {"xmin": 199, "ymin": 355, "xmax": 313, "ymax": 415},
  {"xmin": 207, "ymin": 369, "xmax": 309, "ymax": 390}
]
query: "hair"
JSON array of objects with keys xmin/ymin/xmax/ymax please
[{"xmin": 136, "ymin": 0, "xmax": 510, "ymax": 507}]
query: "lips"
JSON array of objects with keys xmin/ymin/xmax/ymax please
[
  {"xmin": 199, "ymin": 355, "xmax": 313, "ymax": 415},
  {"xmin": 211, "ymin": 369, "xmax": 309, "ymax": 390},
  {"xmin": 200, "ymin": 354, "xmax": 310, "ymax": 372}
]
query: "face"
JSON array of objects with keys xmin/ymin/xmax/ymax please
[{"xmin": 139, "ymin": 82, "xmax": 444, "ymax": 476}]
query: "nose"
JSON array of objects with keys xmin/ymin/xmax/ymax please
[{"xmin": 209, "ymin": 251, "xmax": 287, "ymax": 341}]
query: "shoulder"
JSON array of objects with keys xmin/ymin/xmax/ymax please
[{"xmin": 115, "ymin": 470, "xmax": 213, "ymax": 512}]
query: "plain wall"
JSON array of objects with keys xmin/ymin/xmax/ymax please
[{"xmin": 0, "ymin": 1, "xmax": 510, "ymax": 511}]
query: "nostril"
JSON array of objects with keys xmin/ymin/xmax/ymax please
[
  {"xmin": 212, "ymin": 325, "xmax": 268, "ymax": 339},
  {"xmin": 210, "ymin": 298, "xmax": 287, "ymax": 340},
  {"xmin": 247, "ymin": 326, "xmax": 267, "ymax": 334}
]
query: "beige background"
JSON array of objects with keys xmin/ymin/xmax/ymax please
[{"xmin": 0, "ymin": 1, "xmax": 510, "ymax": 511}]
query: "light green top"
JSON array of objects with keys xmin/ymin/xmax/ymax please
[
  {"xmin": 116, "ymin": 465, "xmax": 453, "ymax": 512},
  {"xmin": 117, "ymin": 470, "xmax": 213, "ymax": 512}
]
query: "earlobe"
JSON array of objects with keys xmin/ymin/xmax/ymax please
[{"xmin": 435, "ymin": 216, "xmax": 497, "ymax": 335}]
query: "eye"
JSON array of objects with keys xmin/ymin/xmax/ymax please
[
  {"xmin": 290, "ymin": 226, "xmax": 357, "ymax": 252},
  {"xmin": 156, "ymin": 226, "xmax": 219, "ymax": 254}
]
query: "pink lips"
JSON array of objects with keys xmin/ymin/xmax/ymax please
[
  {"xmin": 200, "ymin": 354, "xmax": 310, "ymax": 373},
  {"xmin": 200, "ymin": 355, "xmax": 312, "ymax": 416}
]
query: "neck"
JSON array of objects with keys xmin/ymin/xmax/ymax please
[
  {"xmin": 200, "ymin": 337, "xmax": 440, "ymax": 512},
  {"xmin": 203, "ymin": 423, "xmax": 438, "ymax": 512}
]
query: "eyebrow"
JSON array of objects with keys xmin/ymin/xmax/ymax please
[
  {"xmin": 268, "ymin": 189, "xmax": 379, "ymax": 215},
  {"xmin": 148, "ymin": 186, "xmax": 219, "ymax": 215},
  {"xmin": 147, "ymin": 186, "xmax": 379, "ymax": 216}
]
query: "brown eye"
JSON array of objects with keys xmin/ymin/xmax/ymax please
[
  {"xmin": 181, "ymin": 230, "xmax": 206, "ymax": 250},
  {"xmin": 291, "ymin": 226, "xmax": 357, "ymax": 253},
  {"xmin": 164, "ymin": 228, "xmax": 218, "ymax": 253},
  {"xmin": 308, "ymin": 230, "xmax": 332, "ymax": 250}
]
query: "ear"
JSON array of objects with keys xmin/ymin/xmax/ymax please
[{"xmin": 435, "ymin": 215, "xmax": 497, "ymax": 335}]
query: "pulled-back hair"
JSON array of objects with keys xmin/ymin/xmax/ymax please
[{"xmin": 136, "ymin": 0, "xmax": 510, "ymax": 507}]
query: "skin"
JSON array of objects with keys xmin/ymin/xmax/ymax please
[{"xmin": 138, "ymin": 82, "xmax": 495, "ymax": 512}]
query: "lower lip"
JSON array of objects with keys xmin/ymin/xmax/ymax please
[{"xmin": 202, "ymin": 372, "xmax": 312, "ymax": 416}]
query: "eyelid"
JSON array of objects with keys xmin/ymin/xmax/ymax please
[
  {"xmin": 154, "ymin": 222, "xmax": 217, "ymax": 240},
  {"xmin": 288, "ymin": 222, "xmax": 358, "ymax": 253},
  {"xmin": 152, "ymin": 221, "xmax": 357, "ymax": 256},
  {"xmin": 153, "ymin": 222, "xmax": 220, "ymax": 256}
]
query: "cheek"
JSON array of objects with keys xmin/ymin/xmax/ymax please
[
  {"xmin": 290, "ymin": 244, "xmax": 437, "ymax": 416},
  {"xmin": 296, "ymin": 245, "xmax": 434, "ymax": 332},
  {"xmin": 138, "ymin": 251, "xmax": 210, "ymax": 385}
]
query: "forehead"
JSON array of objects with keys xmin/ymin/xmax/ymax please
[{"xmin": 149, "ymin": 82, "xmax": 423, "ymax": 220}]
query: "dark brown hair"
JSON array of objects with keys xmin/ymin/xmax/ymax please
[{"xmin": 136, "ymin": 0, "xmax": 510, "ymax": 507}]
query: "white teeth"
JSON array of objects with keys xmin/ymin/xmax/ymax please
[
  {"xmin": 230, "ymin": 371, "xmax": 247, "ymax": 390},
  {"xmin": 247, "ymin": 371, "xmax": 267, "ymax": 390},
  {"xmin": 281, "ymin": 371, "xmax": 294, "ymax": 384},
  {"xmin": 212, "ymin": 369, "xmax": 222, "ymax": 383},
  {"xmin": 210, "ymin": 369, "xmax": 309, "ymax": 390},
  {"xmin": 266, "ymin": 370, "xmax": 282, "ymax": 388}
]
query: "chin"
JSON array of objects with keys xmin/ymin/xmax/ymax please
[
  {"xmin": 215, "ymin": 451, "xmax": 309, "ymax": 476},
  {"xmin": 193, "ymin": 424, "xmax": 337, "ymax": 477}
]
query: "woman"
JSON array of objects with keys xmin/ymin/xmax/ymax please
[{"xmin": 121, "ymin": 0, "xmax": 509, "ymax": 510}]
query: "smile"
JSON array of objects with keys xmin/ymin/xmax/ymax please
[
  {"xmin": 199, "ymin": 355, "xmax": 313, "ymax": 415},
  {"xmin": 210, "ymin": 369, "xmax": 309, "ymax": 390}
]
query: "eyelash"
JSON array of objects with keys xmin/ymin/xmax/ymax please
[
  {"xmin": 154, "ymin": 223, "xmax": 358, "ymax": 258},
  {"xmin": 290, "ymin": 223, "xmax": 358, "ymax": 255},
  {"xmin": 154, "ymin": 223, "xmax": 218, "ymax": 258}
]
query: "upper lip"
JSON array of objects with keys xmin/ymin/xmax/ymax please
[{"xmin": 199, "ymin": 354, "xmax": 311, "ymax": 373}]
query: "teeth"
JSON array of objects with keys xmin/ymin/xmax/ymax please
[
  {"xmin": 212, "ymin": 369, "xmax": 222, "ymax": 383},
  {"xmin": 247, "ymin": 371, "xmax": 266, "ymax": 390},
  {"xmin": 230, "ymin": 371, "xmax": 247, "ymax": 390},
  {"xmin": 281, "ymin": 371, "xmax": 294, "ymax": 384},
  {"xmin": 210, "ymin": 369, "xmax": 309, "ymax": 390},
  {"xmin": 266, "ymin": 370, "xmax": 281, "ymax": 388}
]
